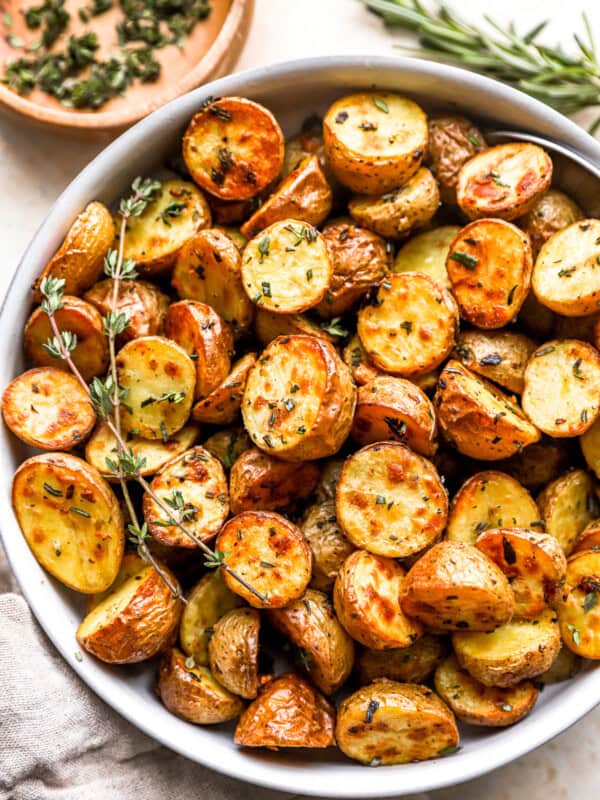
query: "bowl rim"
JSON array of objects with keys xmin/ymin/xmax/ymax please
[{"xmin": 3, "ymin": 54, "xmax": 600, "ymax": 797}]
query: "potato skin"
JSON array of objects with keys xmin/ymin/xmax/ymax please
[
  {"xmin": 192, "ymin": 353, "xmax": 257, "ymax": 425},
  {"xmin": 497, "ymin": 439, "xmax": 569, "ymax": 492},
  {"xmin": 537, "ymin": 469, "xmax": 596, "ymax": 556},
  {"xmin": 518, "ymin": 189, "xmax": 583, "ymax": 257},
  {"xmin": 208, "ymin": 608, "xmax": 260, "ymax": 698},
  {"xmin": 84, "ymin": 279, "xmax": 169, "ymax": 344},
  {"xmin": 573, "ymin": 519, "xmax": 600, "ymax": 554},
  {"xmin": 202, "ymin": 426, "xmax": 252, "ymax": 470},
  {"xmin": 454, "ymin": 330, "xmax": 536, "ymax": 395},
  {"xmin": 301, "ymin": 500, "xmax": 355, "ymax": 591},
  {"xmin": 342, "ymin": 334, "xmax": 383, "ymax": 386},
  {"xmin": 356, "ymin": 635, "xmax": 448, "ymax": 686},
  {"xmin": 427, "ymin": 115, "xmax": 486, "ymax": 205},
  {"xmin": 557, "ymin": 550, "xmax": 600, "ymax": 658}
]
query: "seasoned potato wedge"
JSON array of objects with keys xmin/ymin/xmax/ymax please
[
  {"xmin": 76, "ymin": 561, "xmax": 181, "ymax": 662},
  {"xmin": 518, "ymin": 189, "xmax": 583, "ymax": 257},
  {"xmin": 392, "ymin": 225, "xmax": 460, "ymax": 289},
  {"xmin": 573, "ymin": 519, "xmax": 600, "ymax": 554},
  {"xmin": 446, "ymin": 471, "xmax": 540, "ymax": 545},
  {"xmin": 83, "ymin": 279, "xmax": 169, "ymax": 345},
  {"xmin": 336, "ymin": 680, "xmax": 458, "ymax": 766},
  {"xmin": 3, "ymin": 367, "xmax": 95, "ymax": 450},
  {"xmin": 25, "ymin": 296, "xmax": 109, "ymax": 381},
  {"xmin": 447, "ymin": 219, "xmax": 532, "ymax": 328},
  {"xmin": 254, "ymin": 308, "xmax": 334, "ymax": 347},
  {"xmin": 434, "ymin": 360, "xmax": 540, "ymax": 460},
  {"xmin": 143, "ymin": 446, "xmax": 228, "ymax": 547},
  {"xmin": 269, "ymin": 589, "xmax": 355, "ymax": 694},
  {"xmin": 192, "ymin": 353, "xmax": 256, "ymax": 425},
  {"xmin": 234, "ymin": 673, "xmax": 335, "ymax": 748},
  {"xmin": 208, "ymin": 607, "xmax": 260, "ymax": 698},
  {"xmin": 12, "ymin": 452, "xmax": 124, "ymax": 593},
  {"xmin": 85, "ymin": 551, "xmax": 146, "ymax": 613},
  {"xmin": 400, "ymin": 541, "xmax": 515, "ymax": 632},
  {"xmin": 537, "ymin": 469, "xmax": 596, "ymax": 556},
  {"xmin": 457, "ymin": 143, "xmax": 552, "ymax": 221},
  {"xmin": 497, "ymin": 439, "xmax": 569, "ymax": 492},
  {"xmin": 116, "ymin": 336, "xmax": 196, "ymax": 439},
  {"xmin": 537, "ymin": 645, "xmax": 582, "ymax": 684},
  {"xmin": 336, "ymin": 442, "xmax": 447, "ymax": 558},
  {"xmin": 357, "ymin": 272, "xmax": 459, "ymax": 376},
  {"xmin": 356, "ymin": 635, "xmax": 448, "ymax": 685},
  {"xmin": 242, "ymin": 334, "xmax": 356, "ymax": 461},
  {"xmin": 342, "ymin": 334, "xmax": 383, "ymax": 386},
  {"xmin": 157, "ymin": 647, "xmax": 243, "ymax": 723},
  {"xmin": 216, "ymin": 511, "xmax": 312, "ymax": 608},
  {"xmin": 453, "ymin": 608, "xmax": 561, "ymax": 687},
  {"xmin": 557, "ymin": 550, "xmax": 600, "ymax": 659},
  {"xmin": 333, "ymin": 550, "xmax": 423, "ymax": 649},
  {"xmin": 183, "ymin": 97, "xmax": 284, "ymax": 201},
  {"xmin": 351, "ymin": 376, "xmax": 437, "ymax": 456},
  {"xmin": 427, "ymin": 115, "xmax": 486, "ymax": 205},
  {"xmin": 202, "ymin": 426, "xmax": 252, "ymax": 469},
  {"xmin": 323, "ymin": 92, "xmax": 428, "ymax": 194},
  {"xmin": 435, "ymin": 654, "xmax": 538, "ymax": 727},
  {"xmin": 171, "ymin": 229, "xmax": 254, "ymax": 332},
  {"xmin": 348, "ymin": 167, "xmax": 440, "ymax": 239},
  {"xmin": 454, "ymin": 330, "xmax": 536, "ymax": 394},
  {"xmin": 301, "ymin": 500, "xmax": 355, "ymax": 591}
]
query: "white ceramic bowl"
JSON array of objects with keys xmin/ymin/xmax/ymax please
[{"xmin": 2, "ymin": 55, "xmax": 600, "ymax": 798}]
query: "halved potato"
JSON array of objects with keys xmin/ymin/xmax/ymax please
[
  {"xmin": 453, "ymin": 608, "xmax": 561, "ymax": 687},
  {"xmin": 497, "ymin": 439, "xmax": 569, "ymax": 492},
  {"xmin": 453, "ymin": 330, "xmax": 537, "ymax": 395},
  {"xmin": 336, "ymin": 680, "xmax": 458, "ymax": 766},
  {"xmin": 336, "ymin": 442, "xmax": 447, "ymax": 558},
  {"xmin": 581, "ymin": 417, "xmax": 600, "ymax": 479},
  {"xmin": 457, "ymin": 142, "xmax": 552, "ymax": 221},
  {"xmin": 213, "ymin": 225, "xmax": 247, "ymax": 251},
  {"xmin": 573, "ymin": 519, "xmax": 600, "ymax": 554},
  {"xmin": 400, "ymin": 541, "xmax": 515, "ymax": 632},
  {"xmin": 357, "ymin": 272, "xmax": 459, "ymax": 376},
  {"xmin": 434, "ymin": 360, "xmax": 540, "ymax": 460},
  {"xmin": 323, "ymin": 92, "xmax": 428, "ymax": 194},
  {"xmin": 427, "ymin": 115, "xmax": 486, "ymax": 204},
  {"xmin": 3, "ymin": 367, "xmax": 95, "ymax": 450},
  {"xmin": 519, "ymin": 189, "xmax": 584, "ymax": 257},
  {"xmin": 557, "ymin": 550, "xmax": 600, "ymax": 659},
  {"xmin": 537, "ymin": 645, "xmax": 582, "ymax": 684},
  {"xmin": 85, "ymin": 551, "xmax": 146, "ymax": 613},
  {"xmin": 522, "ymin": 339, "xmax": 600, "ymax": 437},
  {"xmin": 157, "ymin": 647, "xmax": 243, "ymax": 723},
  {"xmin": 202, "ymin": 426, "xmax": 252, "ymax": 469},
  {"xmin": 83, "ymin": 279, "xmax": 169, "ymax": 345},
  {"xmin": 192, "ymin": 353, "xmax": 257, "ymax": 425},
  {"xmin": 12, "ymin": 452, "xmax": 124, "ymax": 593},
  {"xmin": 234, "ymin": 673, "xmax": 335, "ymax": 748},
  {"xmin": 254, "ymin": 308, "xmax": 335, "ymax": 347},
  {"xmin": 301, "ymin": 500, "xmax": 355, "ymax": 592},
  {"xmin": 537, "ymin": 469, "xmax": 596, "ymax": 556},
  {"xmin": 342, "ymin": 334, "xmax": 383, "ymax": 386},
  {"xmin": 216, "ymin": 510, "xmax": 312, "ymax": 608},
  {"xmin": 392, "ymin": 225, "xmax": 460, "ymax": 289},
  {"xmin": 356, "ymin": 635, "xmax": 448, "ymax": 685},
  {"xmin": 208, "ymin": 607, "xmax": 260, "ymax": 698},
  {"xmin": 183, "ymin": 97, "xmax": 284, "ymax": 201},
  {"xmin": 435, "ymin": 654, "xmax": 538, "ymax": 727},
  {"xmin": 333, "ymin": 550, "xmax": 423, "ymax": 649}
]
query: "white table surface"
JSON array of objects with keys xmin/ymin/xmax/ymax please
[{"xmin": 1, "ymin": 0, "xmax": 599, "ymax": 797}]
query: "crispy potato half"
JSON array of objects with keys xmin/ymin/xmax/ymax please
[
  {"xmin": 157, "ymin": 647, "xmax": 243, "ymax": 723},
  {"xmin": 336, "ymin": 680, "xmax": 458, "ymax": 766},
  {"xmin": 392, "ymin": 225, "xmax": 460, "ymax": 289},
  {"xmin": 336, "ymin": 442, "xmax": 447, "ymax": 558},
  {"xmin": 356, "ymin": 635, "xmax": 448, "ymax": 685},
  {"xmin": 323, "ymin": 92, "xmax": 428, "ymax": 194},
  {"xmin": 497, "ymin": 439, "xmax": 569, "ymax": 492},
  {"xmin": 537, "ymin": 469, "xmax": 596, "ymax": 556},
  {"xmin": 342, "ymin": 334, "xmax": 383, "ymax": 386},
  {"xmin": 192, "ymin": 353, "xmax": 257, "ymax": 425},
  {"xmin": 427, "ymin": 115, "xmax": 486, "ymax": 204},
  {"xmin": 3, "ymin": 367, "xmax": 95, "ymax": 450},
  {"xmin": 12, "ymin": 452, "xmax": 124, "ymax": 593},
  {"xmin": 357, "ymin": 272, "xmax": 459, "ymax": 376},
  {"xmin": 216, "ymin": 511, "xmax": 312, "ymax": 608},
  {"xmin": 242, "ymin": 334, "xmax": 356, "ymax": 461},
  {"xmin": 457, "ymin": 142, "xmax": 552, "ymax": 221},
  {"xmin": 83, "ymin": 279, "xmax": 169, "ymax": 344},
  {"xmin": 254, "ymin": 308, "xmax": 334, "ymax": 347},
  {"xmin": 269, "ymin": 589, "xmax": 355, "ymax": 695},
  {"xmin": 234, "ymin": 673, "xmax": 335, "ymax": 749},
  {"xmin": 453, "ymin": 608, "xmax": 561, "ymax": 687},
  {"xmin": 202, "ymin": 426, "xmax": 252, "ymax": 470},
  {"xmin": 183, "ymin": 97, "xmax": 284, "ymax": 201},
  {"xmin": 518, "ymin": 189, "xmax": 583, "ymax": 257},
  {"xmin": 573, "ymin": 519, "xmax": 600, "ymax": 554},
  {"xmin": 400, "ymin": 541, "xmax": 515, "ymax": 632},
  {"xmin": 301, "ymin": 500, "xmax": 355, "ymax": 592},
  {"xmin": 435, "ymin": 654, "xmax": 538, "ymax": 727},
  {"xmin": 557, "ymin": 550, "xmax": 600, "ymax": 659},
  {"xmin": 333, "ymin": 550, "xmax": 423, "ymax": 649},
  {"xmin": 454, "ymin": 330, "xmax": 536, "ymax": 395},
  {"xmin": 434, "ymin": 360, "xmax": 540, "ymax": 460},
  {"xmin": 208, "ymin": 607, "xmax": 261, "ymax": 698}
]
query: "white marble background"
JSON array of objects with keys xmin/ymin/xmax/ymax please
[{"xmin": 1, "ymin": 0, "xmax": 599, "ymax": 797}]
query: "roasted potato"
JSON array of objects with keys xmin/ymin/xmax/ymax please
[
  {"xmin": 342, "ymin": 334, "xmax": 383, "ymax": 386},
  {"xmin": 400, "ymin": 540, "xmax": 515, "ymax": 632},
  {"xmin": 85, "ymin": 551, "xmax": 146, "ymax": 613},
  {"xmin": 519, "ymin": 189, "xmax": 584, "ymax": 257},
  {"xmin": 282, "ymin": 113, "xmax": 326, "ymax": 177},
  {"xmin": 452, "ymin": 608, "xmax": 561, "ymax": 687},
  {"xmin": 392, "ymin": 225, "xmax": 460, "ymax": 289},
  {"xmin": 192, "ymin": 353, "xmax": 257, "ymax": 425},
  {"xmin": 356, "ymin": 635, "xmax": 448, "ymax": 685},
  {"xmin": 453, "ymin": 330, "xmax": 537, "ymax": 395},
  {"xmin": 537, "ymin": 645, "xmax": 582, "ymax": 684},
  {"xmin": 357, "ymin": 272, "xmax": 459, "ymax": 376},
  {"xmin": 83, "ymin": 279, "xmax": 169, "ymax": 345},
  {"xmin": 557, "ymin": 550, "xmax": 600, "ymax": 659},
  {"xmin": 314, "ymin": 459, "xmax": 345, "ymax": 503},
  {"xmin": 208, "ymin": 607, "xmax": 260, "ymax": 698},
  {"xmin": 537, "ymin": 469, "xmax": 597, "ymax": 556},
  {"xmin": 301, "ymin": 500, "xmax": 355, "ymax": 592},
  {"xmin": 254, "ymin": 308, "xmax": 335, "ymax": 347},
  {"xmin": 456, "ymin": 142, "xmax": 552, "ymax": 221},
  {"xmin": 496, "ymin": 439, "xmax": 569, "ymax": 491},
  {"xmin": 234, "ymin": 673, "xmax": 335, "ymax": 748},
  {"xmin": 2, "ymin": 367, "xmax": 95, "ymax": 450},
  {"xmin": 434, "ymin": 360, "xmax": 541, "ymax": 460},
  {"xmin": 580, "ymin": 417, "xmax": 600, "ymax": 479},
  {"xmin": 427, "ymin": 115, "xmax": 486, "ymax": 204},
  {"xmin": 333, "ymin": 550, "xmax": 423, "ymax": 649},
  {"xmin": 202, "ymin": 426, "xmax": 252, "ymax": 469},
  {"xmin": 12, "ymin": 452, "xmax": 124, "ymax": 594},
  {"xmin": 573, "ymin": 519, "xmax": 600, "ymax": 554},
  {"xmin": 336, "ymin": 680, "xmax": 458, "ymax": 766}
]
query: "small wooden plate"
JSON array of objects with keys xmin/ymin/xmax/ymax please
[{"xmin": 0, "ymin": 0, "xmax": 253, "ymax": 136}]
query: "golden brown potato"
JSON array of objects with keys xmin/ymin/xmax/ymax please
[
  {"xmin": 25, "ymin": 296, "xmax": 109, "ymax": 381},
  {"xmin": 456, "ymin": 143, "xmax": 552, "ymax": 221},
  {"xmin": 573, "ymin": 519, "xmax": 600, "ymax": 554},
  {"xmin": 242, "ymin": 334, "xmax": 356, "ymax": 462},
  {"xmin": 435, "ymin": 654, "xmax": 538, "ymax": 727},
  {"xmin": 453, "ymin": 608, "xmax": 561, "ymax": 687},
  {"xmin": 333, "ymin": 550, "xmax": 423, "ymax": 649},
  {"xmin": 392, "ymin": 225, "xmax": 460, "ymax": 289},
  {"xmin": 85, "ymin": 552, "xmax": 146, "ymax": 613},
  {"xmin": 336, "ymin": 442, "xmax": 447, "ymax": 558},
  {"xmin": 453, "ymin": 330, "xmax": 537, "ymax": 395},
  {"xmin": 400, "ymin": 541, "xmax": 515, "ymax": 632},
  {"xmin": 268, "ymin": 589, "xmax": 355, "ymax": 695},
  {"xmin": 234, "ymin": 673, "xmax": 335, "ymax": 748},
  {"xmin": 537, "ymin": 469, "xmax": 596, "ymax": 556},
  {"xmin": 427, "ymin": 115, "xmax": 486, "ymax": 204},
  {"xmin": 518, "ymin": 189, "xmax": 584, "ymax": 257},
  {"xmin": 496, "ymin": 440, "xmax": 569, "ymax": 492},
  {"xmin": 336, "ymin": 680, "xmax": 458, "ymax": 766},
  {"xmin": 356, "ymin": 635, "xmax": 448, "ymax": 685},
  {"xmin": 351, "ymin": 375, "xmax": 437, "ymax": 456},
  {"xmin": 12, "ymin": 452, "xmax": 124, "ymax": 594},
  {"xmin": 342, "ymin": 334, "xmax": 383, "ymax": 386},
  {"xmin": 2, "ymin": 367, "xmax": 95, "ymax": 450},
  {"xmin": 282, "ymin": 113, "xmax": 326, "ymax": 177},
  {"xmin": 157, "ymin": 647, "xmax": 244, "ymax": 723},
  {"xmin": 192, "ymin": 353, "xmax": 257, "ymax": 425},
  {"xmin": 83, "ymin": 279, "xmax": 169, "ymax": 344},
  {"xmin": 216, "ymin": 510, "xmax": 312, "ymax": 608},
  {"xmin": 208, "ymin": 607, "xmax": 260, "ymax": 698},
  {"xmin": 446, "ymin": 219, "xmax": 532, "ymax": 329},
  {"xmin": 213, "ymin": 225, "xmax": 247, "ymax": 251},
  {"xmin": 434, "ymin": 360, "xmax": 540, "ymax": 460},
  {"xmin": 253, "ymin": 308, "xmax": 335, "ymax": 347},
  {"xmin": 202, "ymin": 426, "xmax": 252, "ymax": 469},
  {"xmin": 537, "ymin": 645, "xmax": 582, "ymax": 684},
  {"xmin": 557, "ymin": 550, "xmax": 600, "ymax": 659},
  {"xmin": 301, "ymin": 500, "xmax": 355, "ymax": 592},
  {"xmin": 183, "ymin": 97, "xmax": 284, "ymax": 201},
  {"xmin": 357, "ymin": 272, "xmax": 459, "ymax": 376},
  {"xmin": 323, "ymin": 92, "xmax": 428, "ymax": 194}
]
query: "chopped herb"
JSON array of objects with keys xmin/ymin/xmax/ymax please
[
  {"xmin": 567, "ymin": 623, "xmax": 581, "ymax": 646},
  {"xmin": 468, "ymin": 134, "xmax": 481, "ymax": 147},
  {"xmin": 384, "ymin": 416, "xmax": 407, "ymax": 438},
  {"xmin": 43, "ymin": 482, "xmax": 63, "ymax": 497},
  {"xmin": 263, "ymin": 434, "xmax": 274, "ymax": 448},
  {"xmin": 306, "ymin": 269, "xmax": 313, "ymax": 281},
  {"xmin": 373, "ymin": 96, "xmax": 389, "ymax": 113},
  {"xmin": 320, "ymin": 317, "xmax": 349, "ymax": 339},
  {"xmin": 535, "ymin": 345, "xmax": 555, "ymax": 357},
  {"xmin": 558, "ymin": 267, "xmax": 576, "ymax": 277},
  {"xmin": 438, "ymin": 745, "xmax": 462, "ymax": 757},
  {"xmin": 258, "ymin": 236, "xmax": 270, "ymax": 261},
  {"xmin": 70, "ymin": 506, "xmax": 91, "ymax": 518},
  {"xmin": 284, "ymin": 398, "xmax": 296, "ymax": 412},
  {"xmin": 375, "ymin": 495, "xmax": 387, "ymax": 505},
  {"xmin": 290, "ymin": 383, "xmax": 300, "ymax": 393},
  {"xmin": 335, "ymin": 110, "xmax": 348, "ymax": 124},
  {"xmin": 365, "ymin": 699, "xmax": 380, "ymax": 723},
  {"xmin": 507, "ymin": 284, "xmax": 518, "ymax": 305},
  {"xmin": 400, "ymin": 320, "xmax": 413, "ymax": 335},
  {"xmin": 74, "ymin": 651, "xmax": 83, "ymax": 662},
  {"xmin": 260, "ymin": 560, "xmax": 275, "ymax": 569},
  {"xmin": 450, "ymin": 250, "xmax": 478, "ymax": 270},
  {"xmin": 160, "ymin": 421, "xmax": 169, "ymax": 443},
  {"xmin": 489, "ymin": 169, "xmax": 509, "ymax": 187},
  {"xmin": 261, "ymin": 281, "xmax": 272, "ymax": 298},
  {"xmin": 480, "ymin": 353, "xmax": 502, "ymax": 366},
  {"xmin": 296, "ymin": 426, "xmax": 306, "ymax": 435},
  {"xmin": 159, "ymin": 201, "xmax": 185, "ymax": 226},
  {"xmin": 501, "ymin": 703, "xmax": 513, "ymax": 712},
  {"xmin": 573, "ymin": 358, "xmax": 584, "ymax": 380},
  {"xmin": 583, "ymin": 592, "xmax": 598, "ymax": 613},
  {"xmin": 268, "ymin": 410, "xmax": 276, "ymax": 427}
]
